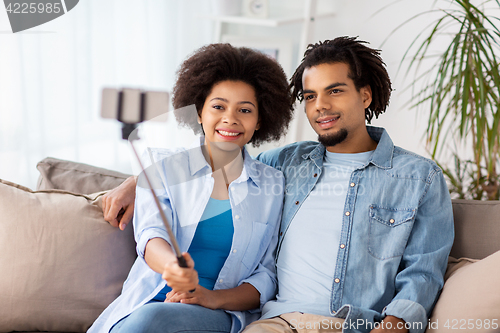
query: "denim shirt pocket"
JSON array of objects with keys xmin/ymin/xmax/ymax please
[
  {"xmin": 368, "ymin": 205, "xmax": 416, "ymax": 260},
  {"xmin": 241, "ymin": 221, "xmax": 271, "ymax": 270}
]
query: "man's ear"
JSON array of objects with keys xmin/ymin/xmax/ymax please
[{"xmin": 361, "ymin": 85, "xmax": 372, "ymax": 108}]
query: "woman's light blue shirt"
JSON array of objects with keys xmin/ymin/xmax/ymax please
[{"xmin": 88, "ymin": 139, "xmax": 284, "ymax": 333}]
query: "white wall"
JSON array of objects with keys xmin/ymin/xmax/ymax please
[
  {"xmin": 0, "ymin": 0, "xmax": 214, "ymax": 188},
  {"xmin": 1, "ymin": 0, "xmax": 497, "ymax": 188},
  {"xmin": 305, "ymin": 0, "xmax": 440, "ymax": 159},
  {"xmin": 235, "ymin": 0, "xmax": 447, "ymax": 160}
]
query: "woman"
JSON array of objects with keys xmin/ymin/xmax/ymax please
[{"xmin": 88, "ymin": 43, "xmax": 293, "ymax": 333}]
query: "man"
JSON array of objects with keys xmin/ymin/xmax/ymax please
[{"xmin": 102, "ymin": 37, "xmax": 454, "ymax": 333}]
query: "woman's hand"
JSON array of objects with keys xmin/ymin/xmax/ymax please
[
  {"xmin": 165, "ymin": 285, "xmax": 219, "ymax": 310},
  {"xmin": 102, "ymin": 176, "xmax": 137, "ymax": 230},
  {"xmin": 165, "ymin": 282, "xmax": 260, "ymax": 311},
  {"xmin": 162, "ymin": 252, "xmax": 199, "ymax": 293}
]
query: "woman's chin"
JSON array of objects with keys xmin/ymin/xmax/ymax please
[{"xmin": 208, "ymin": 141, "xmax": 242, "ymax": 152}]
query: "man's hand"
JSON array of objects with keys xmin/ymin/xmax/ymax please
[
  {"xmin": 370, "ymin": 315, "xmax": 409, "ymax": 333},
  {"xmin": 102, "ymin": 176, "xmax": 137, "ymax": 230},
  {"xmin": 162, "ymin": 252, "xmax": 199, "ymax": 293}
]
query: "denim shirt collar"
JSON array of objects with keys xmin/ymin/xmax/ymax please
[
  {"xmin": 187, "ymin": 136, "xmax": 260, "ymax": 188},
  {"xmin": 301, "ymin": 126, "xmax": 394, "ymax": 170},
  {"xmin": 301, "ymin": 143, "xmax": 326, "ymax": 169},
  {"xmin": 366, "ymin": 126, "xmax": 394, "ymax": 169}
]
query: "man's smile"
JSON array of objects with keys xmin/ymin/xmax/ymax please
[{"xmin": 316, "ymin": 115, "xmax": 340, "ymax": 130}]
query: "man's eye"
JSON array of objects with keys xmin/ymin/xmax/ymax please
[
  {"xmin": 213, "ymin": 105, "xmax": 223, "ymax": 110},
  {"xmin": 240, "ymin": 108, "xmax": 252, "ymax": 113},
  {"xmin": 304, "ymin": 95, "xmax": 314, "ymax": 101},
  {"xmin": 330, "ymin": 89, "xmax": 341, "ymax": 94}
]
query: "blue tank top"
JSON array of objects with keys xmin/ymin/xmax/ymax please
[{"xmin": 152, "ymin": 198, "xmax": 233, "ymax": 301}]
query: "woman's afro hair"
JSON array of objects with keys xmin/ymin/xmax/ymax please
[{"xmin": 172, "ymin": 43, "xmax": 294, "ymax": 146}]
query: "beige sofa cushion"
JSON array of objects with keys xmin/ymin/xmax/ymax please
[
  {"xmin": 36, "ymin": 157, "xmax": 131, "ymax": 194},
  {"xmin": 450, "ymin": 199, "xmax": 500, "ymax": 259},
  {"xmin": 0, "ymin": 179, "xmax": 137, "ymax": 332},
  {"xmin": 426, "ymin": 252, "xmax": 500, "ymax": 332}
]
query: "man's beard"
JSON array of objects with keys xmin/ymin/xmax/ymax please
[{"xmin": 318, "ymin": 128, "xmax": 348, "ymax": 148}]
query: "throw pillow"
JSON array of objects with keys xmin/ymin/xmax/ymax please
[
  {"xmin": 425, "ymin": 251, "xmax": 500, "ymax": 332},
  {"xmin": 36, "ymin": 157, "xmax": 132, "ymax": 194},
  {"xmin": 0, "ymin": 179, "xmax": 137, "ymax": 332}
]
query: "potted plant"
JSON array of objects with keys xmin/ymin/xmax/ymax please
[{"xmin": 393, "ymin": 0, "xmax": 500, "ymax": 200}]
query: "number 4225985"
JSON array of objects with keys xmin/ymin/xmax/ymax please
[{"xmin": 6, "ymin": 3, "xmax": 62, "ymax": 14}]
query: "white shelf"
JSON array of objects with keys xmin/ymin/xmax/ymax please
[{"xmin": 200, "ymin": 12, "xmax": 335, "ymax": 27}]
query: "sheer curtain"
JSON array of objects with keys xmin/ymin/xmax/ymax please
[{"xmin": 0, "ymin": 0, "xmax": 213, "ymax": 189}]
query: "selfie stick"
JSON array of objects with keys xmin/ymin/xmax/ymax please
[
  {"xmin": 123, "ymin": 125, "xmax": 188, "ymax": 268},
  {"xmin": 102, "ymin": 88, "xmax": 187, "ymax": 268}
]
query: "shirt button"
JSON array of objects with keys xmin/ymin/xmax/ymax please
[
  {"xmin": 235, "ymin": 215, "xmax": 240, "ymax": 220},
  {"xmin": 389, "ymin": 218, "xmax": 395, "ymax": 224},
  {"xmin": 219, "ymin": 279, "xmax": 223, "ymax": 283},
  {"xmin": 295, "ymin": 201, "xmax": 300, "ymax": 205},
  {"xmin": 334, "ymin": 278, "xmax": 340, "ymax": 283},
  {"xmin": 340, "ymin": 244, "xmax": 345, "ymax": 249},
  {"xmin": 345, "ymin": 211, "xmax": 350, "ymax": 216},
  {"xmin": 232, "ymin": 249, "xmax": 237, "ymax": 253},
  {"xmin": 313, "ymin": 173, "xmax": 318, "ymax": 177},
  {"xmin": 350, "ymin": 182, "xmax": 355, "ymax": 187},
  {"xmin": 280, "ymin": 232, "xmax": 283, "ymax": 236}
]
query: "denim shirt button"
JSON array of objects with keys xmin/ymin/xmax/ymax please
[
  {"xmin": 350, "ymin": 182, "xmax": 355, "ymax": 187},
  {"xmin": 295, "ymin": 201, "xmax": 300, "ymax": 205},
  {"xmin": 389, "ymin": 218, "xmax": 395, "ymax": 224},
  {"xmin": 313, "ymin": 173, "xmax": 318, "ymax": 177},
  {"xmin": 334, "ymin": 278, "xmax": 340, "ymax": 283},
  {"xmin": 345, "ymin": 211, "xmax": 350, "ymax": 216},
  {"xmin": 340, "ymin": 244, "xmax": 345, "ymax": 249},
  {"xmin": 235, "ymin": 215, "xmax": 240, "ymax": 220}
]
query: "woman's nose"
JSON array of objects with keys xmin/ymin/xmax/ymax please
[{"xmin": 222, "ymin": 109, "xmax": 238, "ymax": 124}]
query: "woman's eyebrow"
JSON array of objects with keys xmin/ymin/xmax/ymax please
[
  {"xmin": 210, "ymin": 97, "xmax": 228, "ymax": 103},
  {"xmin": 210, "ymin": 97, "xmax": 256, "ymax": 108},
  {"xmin": 238, "ymin": 101, "xmax": 256, "ymax": 107}
]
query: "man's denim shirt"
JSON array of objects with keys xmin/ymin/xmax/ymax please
[{"xmin": 257, "ymin": 126, "xmax": 454, "ymax": 333}]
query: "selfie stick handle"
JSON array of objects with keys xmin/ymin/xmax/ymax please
[{"xmin": 124, "ymin": 124, "xmax": 188, "ymax": 268}]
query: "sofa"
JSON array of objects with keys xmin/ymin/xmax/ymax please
[{"xmin": 1, "ymin": 157, "xmax": 499, "ymax": 333}]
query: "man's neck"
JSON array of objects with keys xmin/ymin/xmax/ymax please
[{"xmin": 325, "ymin": 128, "xmax": 377, "ymax": 154}]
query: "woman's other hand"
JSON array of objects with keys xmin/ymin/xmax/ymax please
[
  {"xmin": 164, "ymin": 285, "xmax": 218, "ymax": 310},
  {"xmin": 165, "ymin": 282, "xmax": 260, "ymax": 312},
  {"xmin": 102, "ymin": 175, "xmax": 137, "ymax": 230}
]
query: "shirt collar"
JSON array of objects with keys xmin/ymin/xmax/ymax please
[
  {"xmin": 302, "ymin": 144, "xmax": 326, "ymax": 168},
  {"xmin": 301, "ymin": 126, "xmax": 394, "ymax": 169},
  {"xmin": 241, "ymin": 147, "xmax": 261, "ymax": 188},
  {"xmin": 187, "ymin": 137, "xmax": 261, "ymax": 188},
  {"xmin": 187, "ymin": 137, "xmax": 211, "ymax": 176},
  {"xmin": 366, "ymin": 126, "xmax": 394, "ymax": 169}
]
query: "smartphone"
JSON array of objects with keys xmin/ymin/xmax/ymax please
[{"xmin": 100, "ymin": 88, "xmax": 169, "ymax": 123}]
